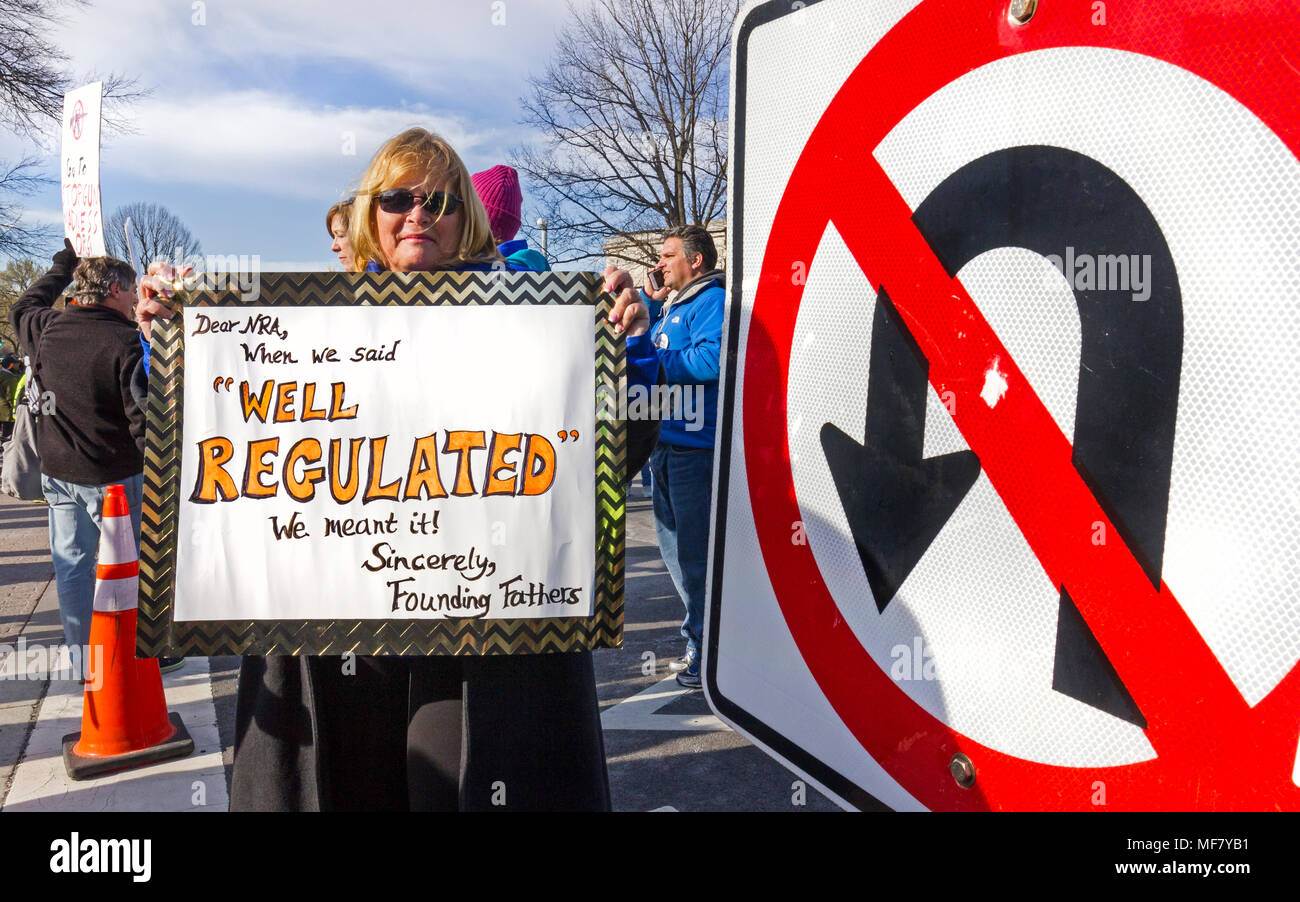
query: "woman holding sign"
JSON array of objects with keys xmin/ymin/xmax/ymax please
[{"xmin": 140, "ymin": 128, "xmax": 657, "ymax": 811}]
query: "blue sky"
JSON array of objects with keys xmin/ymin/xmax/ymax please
[{"xmin": 2, "ymin": 0, "xmax": 581, "ymax": 269}]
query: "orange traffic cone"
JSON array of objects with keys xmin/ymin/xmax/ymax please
[{"xmin": 62, "ymin": 484, "xmax": 193, "ymax": 780}]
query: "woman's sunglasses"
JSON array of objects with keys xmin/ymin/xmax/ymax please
[{"xmin": 373, "ymin": 189, "xmax": 462, "ymax": 217}]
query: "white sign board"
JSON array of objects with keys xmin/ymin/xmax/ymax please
[
  {"xmin": 61, "ymin": 81, "xmax": 105, "ymax": 257},
  {"xmin": 707, "ymin": 0, "xmax": 1300, "ymax": 811}
]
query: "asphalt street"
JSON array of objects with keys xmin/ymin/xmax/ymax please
[{"xmin": 0, "ymin": 490, "xmax": 837, "ymax": 812}]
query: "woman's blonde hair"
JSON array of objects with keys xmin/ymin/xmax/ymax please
[{"xmin": 349, "ymin": 128, "xmax": 500, "ymax": 271}]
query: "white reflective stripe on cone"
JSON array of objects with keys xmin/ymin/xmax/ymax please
[
  {"xmin": 97, "ymin": 515, "xmax": 136, "ymax": 566},
  {"xmin": 93, "ymin": 575, "xmax": 140, "ymax": 613}
]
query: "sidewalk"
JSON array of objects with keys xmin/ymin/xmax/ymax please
[
  {"xmin": 0, "ymin": 493, "xmax": 58, "ymax": 802},
  {"xmin": 0, "ymin": 494, "xmax": 227, "ymax": 811}
]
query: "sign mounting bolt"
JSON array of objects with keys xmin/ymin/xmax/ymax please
[
  {"xmin": 949, "ymin": 753, "xmax": 976, "ymax": 789},
  {"xmin": 1008, "ymin": 0, "xmax": 1038, "ymax": 24}
]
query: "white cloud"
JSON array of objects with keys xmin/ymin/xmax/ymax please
[
  {"xmin": 22, "ymin": 208, "xmax": 65, "ymax": 227},
  {"xmin": 52, "ymin": 0, "xmax": 573, "ymax": 100},
  {"xmin": 99, "ymin": 91, "xmax": 502, "ymax": 198},
  {"xmin": 3, "ymin": 1, "xmax": 591, "ymax": 262},
  {"xmin": 28, "ymin": 1, "xmax": 578, "ymax": 200}
]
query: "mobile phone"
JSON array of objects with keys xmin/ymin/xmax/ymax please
[{"xmin": 648, "ymin": 269, "xmax": 665, "ymax": 291}]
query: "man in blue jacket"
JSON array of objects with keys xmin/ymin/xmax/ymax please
[{"xmin": 608, "ymin": 225, "xmax": 723, "ymax": 688}]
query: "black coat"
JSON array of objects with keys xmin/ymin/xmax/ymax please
[
  {"xmin": 8, "ymin": 245, "xmax": 146, "ymax": 484},
  {"xmin": 231, "ymin": 652, "xmax": 612, "ymax": 811}
]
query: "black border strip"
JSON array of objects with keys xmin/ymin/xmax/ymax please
[{"xmin": 704, "ymin": 0, "xmax": 894, "ymax": 812}]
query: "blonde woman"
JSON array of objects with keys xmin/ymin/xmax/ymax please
[{"xmin": 176, "ymin": 128, "xmax": 661, "ymax": 811}]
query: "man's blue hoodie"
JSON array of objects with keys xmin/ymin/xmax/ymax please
[{"xmin": 644, "ymin": 269, "xmax": 724, "ymax": 449}]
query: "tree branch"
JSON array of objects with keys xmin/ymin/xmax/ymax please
[{"xmin": 510, "ymin": 0, "xmax": 740, "ymax": 263}]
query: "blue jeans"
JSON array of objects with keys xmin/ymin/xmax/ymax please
[
  {"xmin": 41, "ymin": 473, "xmax": 143, "ymax": 652},
  {"xmin": 649, "ymin": 443, "xmax": 714, "ymax": 648}
]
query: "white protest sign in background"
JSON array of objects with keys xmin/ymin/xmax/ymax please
[
  {"xmin": 173, "ymin": 304, "xmax": 596, "ymax": 623},
  {"xmin": 61, "ymin": 81, "xmax": 105, "ymax": 257}
]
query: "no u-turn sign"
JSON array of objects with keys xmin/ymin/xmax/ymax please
[{"xmin": 707, "ymin": 0, "xmax": 1300, "ymax": 810}]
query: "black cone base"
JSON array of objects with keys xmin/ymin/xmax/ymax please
[{"xmin": 61, "ymin": 711, "xmax": 195, "ymax": 781}]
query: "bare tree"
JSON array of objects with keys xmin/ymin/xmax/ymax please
[
  {"xmin": 0, "ymin": 157, "xmax": 58, "ymax": 258},
  {"xmin": 511, "ymin": 0, "xmax": 739, "ymax": 266},
  {"xmin": 0, "ymin": 1, "xmax": 144, "ymax": 260},
  {"xmin": 0, "ymin": 0, "xmax": 143, "ymax": 140},
  {"xmin": 105, "ymin": 202, "xmax": 202, "ymax": 268}
]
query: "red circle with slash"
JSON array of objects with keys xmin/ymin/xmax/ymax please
[
  {"xmin": 70, "ymin": 100, "xmax": 85, "ymax": 140},
  {"xmin": 742, "ymin": 0, "xmax": 1300, "ymax": 810}
]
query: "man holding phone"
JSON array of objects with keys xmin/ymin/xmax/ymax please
[{"xmin": 605, "ymin": 225, "xmax": 724, "ymax": 688}]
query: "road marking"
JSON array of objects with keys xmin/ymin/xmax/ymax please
[
  {"xmin": 601, "ymin": 674, "xmax": 731, "ymax": 732},
  {"xmin": 623, "ymin": 620, "xmax": 682, "ymax": 633},
  {"xmin": 2, "ymin": 657, "xmax": 227, "ymax": 811}
]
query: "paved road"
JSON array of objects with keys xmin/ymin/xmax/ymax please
[{"xmin": 0, "ymin": 491, "xmax": 837, "ymax": 812}]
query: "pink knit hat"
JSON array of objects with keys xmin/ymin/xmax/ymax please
[{"xmin": 471, "ymin": 165, "xmax": 523, "ymax": 244}]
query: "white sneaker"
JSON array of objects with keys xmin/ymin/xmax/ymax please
[{"xmin": 667, "ymin": 644, "xmax": 698, "ymax": 673}]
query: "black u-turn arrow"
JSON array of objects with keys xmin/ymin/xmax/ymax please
[
  {"xmin": 821, "ymin": 288, "xmax": 980, "ymax": 614},
  {"xmin": 824, "ymin": 145, "xmax": 1182, "ymax": 728}
]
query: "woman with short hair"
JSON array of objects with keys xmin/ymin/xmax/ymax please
[{"xmin": 325, "ymin": 198, "xmax": 355, "ymax": 271}]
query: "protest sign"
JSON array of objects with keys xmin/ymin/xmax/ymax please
[
  {"xmin": 137, "ymin": 271, "xmax": 625, "ymax": 656},
  {"xmin": 61, "ymin": 82, "xmax": 105, "ymax": 257}
]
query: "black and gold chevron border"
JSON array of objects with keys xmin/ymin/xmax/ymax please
[{"xmin": 136, "ymin": 271, "xmax": 625, "ymax": 657}]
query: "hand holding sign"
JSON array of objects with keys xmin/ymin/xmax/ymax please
[
  {"xmin": 136, "ymin": 261, "xmax": 190, "ymax": 340},
  {"xmin": 603, "ymin": 265, "xmax": 650, "ymax": 336}
]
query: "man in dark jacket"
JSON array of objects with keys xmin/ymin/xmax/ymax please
[{"xmin": 9, "ymin": 240, "xmax": 147, "ymax": 655}]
